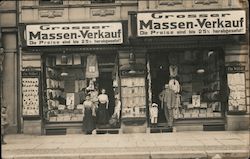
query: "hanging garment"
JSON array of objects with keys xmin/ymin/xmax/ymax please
[
  {"xmin": 86, "ymin": 79, "xmax": 95, "ymax": 91},
  {"xmin": 173, "ymin": 94, "xmax": 181, "ymax": 119},
  {"xmin": 85, "ymin": 55, "xmax": 99, "ymax": 78},
  {"xmin": 109, "ymin": 99, "xmax": 121, "ymax": 127},
  {"xmin": 168, "ymin": 79, "xmax": 180, "ymax": 94},
  {"xmin": 169, "ymin": 65, "xmax": 178, "ymax": 77}
]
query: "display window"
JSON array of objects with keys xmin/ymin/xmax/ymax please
[
  {"xmin": 119, "ymin": 52, "xmax": 147, "ymax": 124},
  {"xmin": 148, "ymin": 49, "xmax": 226, "ymax": 126},
  {"xmin": 43, "ymin": 53, "xmax": 119, "ymax": 127}
]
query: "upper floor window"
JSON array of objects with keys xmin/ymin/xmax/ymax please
[
  {"xmin": 40, "ymin": 0, "xmax": 63, "ymax": 5},
  {"xmin": 194, "ymin": 0, "xmax": 218, "ymax": 5},
  {"xmin": 159, "ymin": 0, "xmax": 183, "ymax": 6},
  {"xmin": 91, "ymin": 0, "xmax": 115, "ymax": 4}
]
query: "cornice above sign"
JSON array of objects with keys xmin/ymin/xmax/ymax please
[
  {"xmin": 92, "ymin": 9, "xmax": 115, "ymax": 17},
  {"xmin": 39, "ymin": 10, "xmax": 63, "ymax": 18}
]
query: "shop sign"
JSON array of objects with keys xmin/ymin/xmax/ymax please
[
  {"xmin": 22, "ymin": 71, "xmax": 40, "ymax": 76},
  {"xmin": 226, "ymin": 65, "xmax": 245, "ymax": 73},
  {"xmin": 137, "ymin": 10, "xmax": 246, "ymax": 37},
  {"xmin": 25, "ymin": 22, "xmax": 123, "ymax": 46}
]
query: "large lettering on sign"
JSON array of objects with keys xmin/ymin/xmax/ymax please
[
  {"xmin": 137, "ymin": 10, "xmax": 246, "ymax": 37},
  {"xmin": 26, "ymin": 22, "xmax": 123, "ymax": 46}
]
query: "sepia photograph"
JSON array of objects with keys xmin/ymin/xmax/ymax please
[{"xmin": 0, "ymin": 0, "xmax": 249, "ymax": 158}]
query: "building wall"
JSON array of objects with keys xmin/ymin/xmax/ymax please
[
  {"xmin": 225, "ymin": 44, "xmax": 250, "ymax": 130},
  {"xmin": 19, "ymin": 0, "xmax": 138, "ymax": 134},
  {"xmin": 138, "ymin": 0, "xmax": 246, "ymax": 11},
  {"xmin": 0, "ymin": 1, "xmax": 18, "ymax": 133},
  {"xmin": 1, "ymin": 0, "xmax": 248, "ymax": 133},
  {"xmin": 19, "ymin": 0, "xmax": 137, "ymax": 23}
]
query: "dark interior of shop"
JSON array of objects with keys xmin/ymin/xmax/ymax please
[
  {"xmin": 149, "ymin": 48, "xmax": 226, "ymax": 126},
  {"xmin": 149, "ymin": 52, "xmax": 170, "ymax": 123}
]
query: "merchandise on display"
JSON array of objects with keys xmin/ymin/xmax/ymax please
[
  {"xmin": 227, "ymin": 73, "xmax": 246, "ymax": 112},
  {"xmin": 171, "ymin": 50, "xmax": 224, "ymax": 119},
  {"xmin": 85, "ymin": 54, "xmax": 99, "ymax": 78},
  {"xmin": 22, "ymin": 78, "xmax": 40, "ymax": 116},
  {"xmin": 45, "ymin": 56, "xmax": 87, "ymax": 122},
  {"xmin": 121, "ymin": 77, "xmax": 146, "ymax": 118},
  {"xmin": 169, "ymin": 65, "xmax": 178, "ymax": 77}
]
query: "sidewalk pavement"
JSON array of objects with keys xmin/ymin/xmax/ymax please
[{"xmin": 1, "ymin": 131, "xmax": 250, "ymax": 159}]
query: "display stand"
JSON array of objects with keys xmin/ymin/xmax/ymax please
[
  {"xmin": 226, "ymin": 64, "xmax": 247, "ymax": 115},
  {"xmin": 119, "ymin": 63, "xmax": 147, "ymax": 133},
  {"xmin": 22, "ymin": 70, "xmax": 42, "ymax": 134}
]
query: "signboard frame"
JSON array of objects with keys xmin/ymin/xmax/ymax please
[
  {"xmin": 136, "ymin": 9, "xmax": 246, "ymax": 37},
  {"xmin": 20, "ymin": 21, "xmax": 127, "ymax": 47}
]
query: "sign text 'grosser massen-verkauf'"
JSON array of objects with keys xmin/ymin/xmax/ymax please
[
  {"xmin": 26, "ymin": 22, "xmax": 123, "ymax": 46},
  {"xmin": 137, "ymin": 10, "xmax": 246, "ymax": 37}
]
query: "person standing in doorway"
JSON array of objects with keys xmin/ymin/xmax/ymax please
[
  {"xmin": 150, "ymin": 103, "xmax": 159, "ymax": 127},
  {"xmin": 97, "ymin": 89, "xmax": 109, "ymax": 125},
  {"xmin": 82, "ymin": 95, "xmax": 96, "ymax": 134},
  {"xmin": 159, "ymin": 84, "xmax": 176, "ymax": 127}
]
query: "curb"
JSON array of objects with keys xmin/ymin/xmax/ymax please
[{"xmin": 2, "ymin": 150, "xmax": 249, "ymax": 159}]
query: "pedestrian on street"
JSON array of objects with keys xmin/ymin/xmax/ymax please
[
  {"xmin": 1, "ymin": 105, "xmax": 8, "ymax": 144},
  {"xmin": 159, "ymin": 84, "xmax": 176, "ymax": 127}
]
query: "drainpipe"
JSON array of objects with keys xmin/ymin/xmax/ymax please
[{"xmin": 16, "ymin": 0, "xmax": 22, "ymax": 133}]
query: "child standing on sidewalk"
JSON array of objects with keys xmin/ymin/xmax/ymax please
[{"xmin": 1, "ymin": 106, "xmax": 8, "ymax": 144}]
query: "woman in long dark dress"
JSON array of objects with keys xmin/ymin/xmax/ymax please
[
  {"xmin": 96, "ymin": 89, "xmax": 109, "ymax": 125},
  {"xmin": 82, "ymin": 96, "xmax": 96, "ymax": 134}
]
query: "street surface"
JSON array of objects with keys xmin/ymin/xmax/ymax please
[{"xmin": 2, "ymin": 131, "xmax": 250, "ymax": 159}]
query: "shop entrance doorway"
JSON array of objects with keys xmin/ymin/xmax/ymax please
[
  {"xmin": 96, "ymin": 53, "xmax": 116, "ymax": 129},
  {"xmin": 98, "ymin": 72, "xmax": 115, "ymax": 122},
  {"xmin": 149, "ymin": 52, "xmax": 170, "ymax": 124}
]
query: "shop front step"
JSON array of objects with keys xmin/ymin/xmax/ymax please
[
  {"xmin": 94, "ymin": 128, "xmax": 121, "ymax": 134},
  {"xmin": 203, "ymin": 123, "xmax": 225, "ymax": 131},
  {"xmin": 45, "ymin": 128, "xmax": 67, "ymax": 135},
  {"xmin": 150, "ymin": 127, "xmax": 173, "ymax": 133}
]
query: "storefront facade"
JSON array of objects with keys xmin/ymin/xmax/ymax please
[
  {"xmin": 0, "ymin": 0, "xmax": 248, "ymax": 134},
  {"xmin": 129, "ymin": 7, "xmax": 250, "ymax": 131}
]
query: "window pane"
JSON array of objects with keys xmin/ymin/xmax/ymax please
[
  {"xmin": 91, "ymin": 0, "xmax": 115, "ymax": 4},
  {"xmin": 40, "ymin": 0, "xmax": 63, "ymax": 5}
]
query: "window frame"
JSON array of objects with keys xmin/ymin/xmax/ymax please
[
  {"xmin": 91, "ymin": 0, "xmax": 115, "ymax": 4},
  {"xmin": 39, "ymin": 0, "xmax": 63, "ymax": 6}
]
